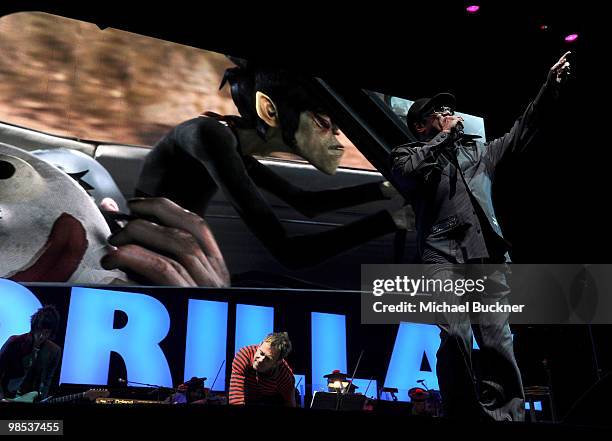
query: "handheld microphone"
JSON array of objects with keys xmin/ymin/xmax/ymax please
[{"xmin": 455, "ymin": 121, "xmax": 464, "ymax": 137}]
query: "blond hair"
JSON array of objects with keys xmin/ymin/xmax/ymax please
[{"xmin": 263, "ymin": 332, "xmax": 292, "ymax": 360}]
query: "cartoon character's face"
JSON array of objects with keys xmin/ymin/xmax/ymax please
[
  {"xmin": 293, "ymin": 111, "xmax": 344, "ymax": 175},
  {"xmin": 0, "ymin": 143, "xmax": 124, "ymax": 283}
]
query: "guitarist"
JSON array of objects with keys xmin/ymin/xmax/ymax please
[{"xmin": 0, "ymin": 306, "xmax": 62, "ymax": 401}]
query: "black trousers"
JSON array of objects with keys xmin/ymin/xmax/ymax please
[{"xmin": 423, "ymin": 255, "xmax": 525, "ymax": 422}]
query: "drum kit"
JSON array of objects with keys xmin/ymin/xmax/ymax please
[{"xmin": 407, "ymin": 384, "xmax": 442, "ymax": 417}]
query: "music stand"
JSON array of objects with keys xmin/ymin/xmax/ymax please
[{"xmin": 310, "ymin": 391, "xmax": 368, "ymax": 411}]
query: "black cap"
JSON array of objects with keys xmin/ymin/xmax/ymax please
[
  {"xmin": 185, "ymin": 376, "xmax": 206, "ymax": 390},
  {"xmin": 406, "ymin": 92, "xmax": 456, "ymax": 130},
  {"xmin": 324, "ymin": 370, "xmax": 348, "ymax": 380}
]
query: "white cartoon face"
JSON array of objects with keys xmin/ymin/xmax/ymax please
[{"xmin": 0, "ymin": 143, "xmax": 124, "ymax": 284}]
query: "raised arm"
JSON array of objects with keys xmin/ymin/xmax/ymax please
[{"xmin": 485, "ymin": 51, "xmax": 571, "ymax": 167}]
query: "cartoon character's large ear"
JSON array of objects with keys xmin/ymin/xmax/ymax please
[{"xmin": 255, "ymin": 91, "xmax": 279, "ymax": 128}]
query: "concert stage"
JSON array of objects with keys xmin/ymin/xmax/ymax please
[{"xmin": 1, "ymin": 402, "xmax": 608, "ymax": 436}]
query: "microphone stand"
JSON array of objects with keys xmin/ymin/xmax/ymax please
[
  {"xmin": 336, "ymin": 350, "xmax": 365, "ymax": 411},
  {"xmin": 582, "ymin": 265, "xmax": 603, "ymax": 382},
  {"xmin": 417, "ymin": 379, "xmax": 430, "ymax": 391},
  {"xmin": 295, "ymin": 376, "xmax": 304, "ymax": 408},
  {"xmin": 209, "ymin": 360, "xmax": 225, "ymax": 392},
  {"xmin": 118, "ymin": 379, "xmax": 175, "ymax": 402},
  {"xmin": 564, "ymin": 264, "xmax": 605, "ymax": 423}
]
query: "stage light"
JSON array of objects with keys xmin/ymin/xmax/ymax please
[
  {"xmin": 311, "ymin": 312, "xmax": 347, "ymax": 394},
  {"xmin": 184, "ymin": 299, "xmax": 229, "ymax": 389},
  {"xmin": 466, "ymin": 5, "xmax": 480, "ymax": 13},
  {"xmin": 384, "ymin": 322, "xmax": 440, "ymax": 401},
  {"xmin": 61, "ymin": 287, "xmax": 173, "ymax": 387},
  {"xmin": 234, "ymin": 304, "xmax": 274, "ymax": 354},
  {"xmin": 565, "ymin": 33, "xmax": 579, "ymax": 42},
  {"xmin": 0, "ymin": 279, "xmax": 42, "ymax": 347},
  {"xmin": 540, "ymin": 25, "xmax": 548, "ymax": 31}
]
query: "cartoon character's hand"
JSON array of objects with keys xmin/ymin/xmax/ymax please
[{"xmin": 101, "ymin": 198, "xmax": 230, "ymax": 287}]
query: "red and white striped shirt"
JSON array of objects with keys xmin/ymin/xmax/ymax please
[{"xmin": 229, "ymin": 345, "xmax": 294, "ymax": 406}]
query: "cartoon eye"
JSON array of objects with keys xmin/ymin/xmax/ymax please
[
  {"xmin": 0, "ymin": 154, "xmax": 45, "ymax": 202},
  {"xmin": 312, "ymin": 113, "xmax": 332, "ymax": 130},
  {"xmin": 0, "ymin": 160, "xmax": 16, "ymax": 179}
]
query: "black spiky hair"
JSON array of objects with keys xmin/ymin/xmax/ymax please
[
  {"xmin": 220, "ymin": 57, "xmax": 328, "ymax": 148},
  {"xmin": 30, "ymin": 305, "xmax": 60, "ymax": 335}
]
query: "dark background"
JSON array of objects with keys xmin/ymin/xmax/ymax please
[{"xmin": 3, "ymin": 0, "xmax": 607, "ymax": 423}]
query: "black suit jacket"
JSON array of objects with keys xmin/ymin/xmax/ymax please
[
  {"xmin": 0, "ymin": 333, "xmax": 62, "ymax": 400},
  {"xmin": 390, "ymin": 76, "xmax": 561, "ymax": 263}
]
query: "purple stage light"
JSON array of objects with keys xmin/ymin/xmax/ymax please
[
  {"xmin": 564, "ymin": 33, "xmax": 579, "ymax": 42},
  {"xmin": 466, "ymin": 5, "xmax": 480, "ymax": 13}
]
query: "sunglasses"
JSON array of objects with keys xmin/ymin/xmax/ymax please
[{"xmin": 426, "ymin": 106, "xmax": 455, "ymax": 116}]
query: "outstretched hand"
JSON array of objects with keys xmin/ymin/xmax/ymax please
[{"xmin": 550, "ymin": 51, "xmax": 571, "ymax": 84}]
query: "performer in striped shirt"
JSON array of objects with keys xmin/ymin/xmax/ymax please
[{"xmin": 229, "ymin": 332, "xmax": 295, "ymax": 407}]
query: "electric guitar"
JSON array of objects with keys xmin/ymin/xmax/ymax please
[{"xmin": 3, "ymin": 388, "xmax": 109, "ymax": 404}]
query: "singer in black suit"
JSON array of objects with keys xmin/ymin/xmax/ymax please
[{"xmin": 389, "ymin": 52, "xmax": 571, "ymax": 421}]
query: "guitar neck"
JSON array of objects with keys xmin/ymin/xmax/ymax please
[{"xmin": 44, "ymin": 392, "xmax": 85, "ymax": 404}]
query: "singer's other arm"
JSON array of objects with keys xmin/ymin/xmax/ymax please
[{"xmin": 390, "ymin": 113, "xmax": 464, "ymax": 193}]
